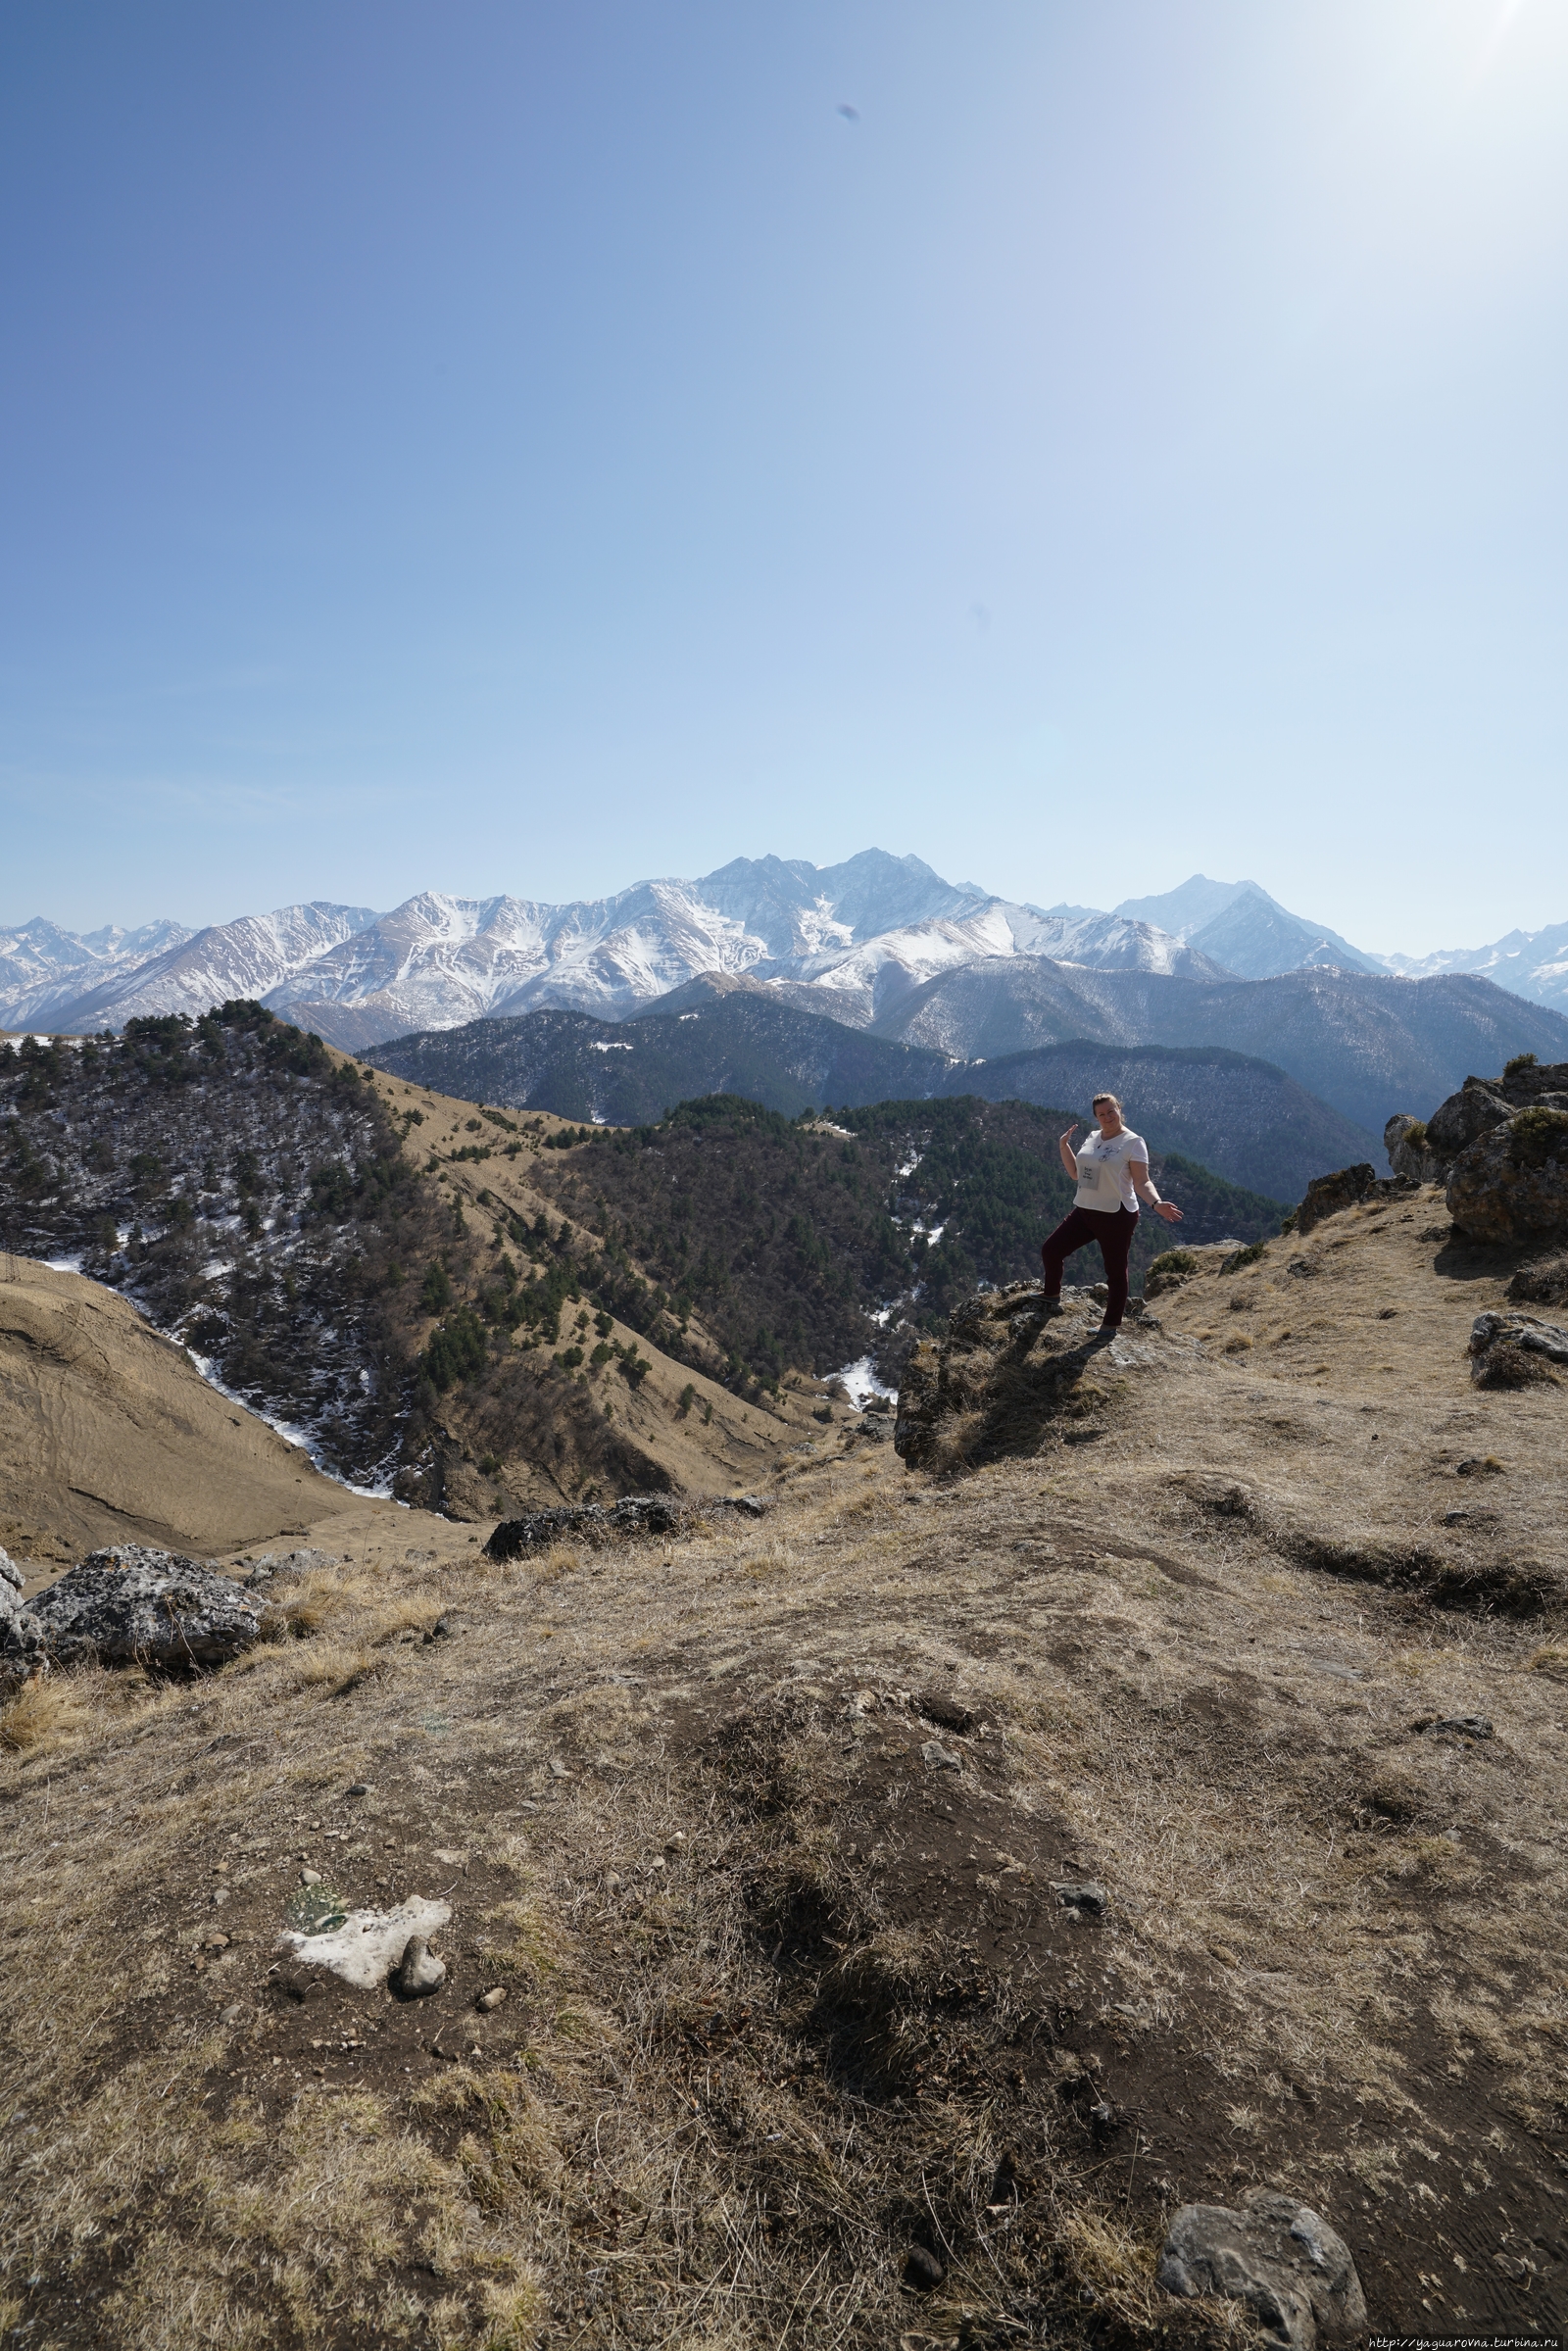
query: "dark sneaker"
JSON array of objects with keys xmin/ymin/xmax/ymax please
[{"xmin": 1041, "ymin": 1298, "xmax": 1066, "ymax": 1319}]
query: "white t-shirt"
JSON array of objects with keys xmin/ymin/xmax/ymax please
[{"xmin": 1073, "ymin": 1126, "xmax": 1148, "ymax": 1214}]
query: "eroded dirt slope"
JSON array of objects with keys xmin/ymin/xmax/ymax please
[{"xmin": 1, "ymin": 1190, "xmax": 1564, "ymax": 2347}]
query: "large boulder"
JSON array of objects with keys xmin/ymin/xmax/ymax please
[
  {"xmin": 1, "ymin": 1546, "xmax": 263, "ymax": 1671},
  {"xmin": 1156, "ymin": 2189, "xmax": 1366, "ymax": 2348},
  {"xmin": 1446, "ymin": 1107, "xmax": 1568, "ymax": 1247},
  {"xmin": 1426, "ymin": 1077, "xmax": 1516, "ymax": 1167}
]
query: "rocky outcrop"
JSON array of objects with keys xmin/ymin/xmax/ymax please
[
  {"xmin": 1, "ymin": 1546, "xmax": 262, "ymax": 1672},
  {"xmin": 1156, "ymin": 2189, "xmax": 1365, "ymax": 2348},
  {"xmin": 1381, "ymin": 1059, "xmax": 1568, "ymax": 1247},
  {"xmin": 484, "ymin": 1491, "xmax": 765, "ymax": 1562},
  {"xmin": 894, "ymin": 1283, "xmax": 1156, "ymax": 1473},
  {"xmin": 1469, "ymin": 1310, "xmax": 1568, "ymax": 1390},
  {"xmin": 1447, "ymin": 1107, "xmax": 1568, "ymax": 1247},
  {"xmin": 1508, "ymin": 1251, "xmax": 1568, "ymax": 1306},
  {"xmin": 1294, "ymin": 1163, "xmax": 1414, "ymax": 1237},
  {"xmin": 1384, "ymin": 1113, "xmax": 1440, "ymax": 1183}
]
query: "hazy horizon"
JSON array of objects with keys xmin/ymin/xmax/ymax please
[{"xmin": 5, "ymin": 3, "xmax": 1566, "ymax": 955}]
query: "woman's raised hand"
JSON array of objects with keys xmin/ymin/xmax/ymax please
[{"xmin": 1059, "ymin": 1124, "xmax": 1079, "ymax": 1146}]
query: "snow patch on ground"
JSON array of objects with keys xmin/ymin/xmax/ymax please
[
  {"xmin": 828, "ymin": 1354, "xmax": 898, "ymax": 1409},
  {"xmin": 183, "ymin": 1347, "xmax": 400, "ymax": 1501},
  {"xmin": 281, "ymin": 1897, "xmax": 451, "ymax": 1989}
]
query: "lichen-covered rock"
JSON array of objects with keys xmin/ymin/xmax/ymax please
[
  {"xmin": 1388, "ymin": 1059, "xmax": 1568, "ymax": 1185},
  {"xmin": 1468, "ymin": 1310, "xmax": 1568, "ymax": 1390},
  {"xmin": 1384, "ymin": 1113, "xmax": 1440, "ymax": 1184},
  {"xmin": 1447, "ymin": 1108, "xmax": 1568, "ymax": 1247},
  {"xmin": 1156, "ymin": 2188, "xmax": 1366, "ymax": 2348},
  {"xmin": 1426, "ymin": 1078, "xmax": 1515, "ymax": 1167},
  {"xmin": 1, "ymin": 1546, "xmax": 262, "ymax": 1670}
]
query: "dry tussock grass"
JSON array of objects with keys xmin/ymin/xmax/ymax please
[{"xmin": 4, "ymin": 1196, "xmax": 1566, "ymax": 2343}]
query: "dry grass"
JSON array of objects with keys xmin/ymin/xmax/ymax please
[{"xmin": 3, "ymin": 1194, "xmax": 1566, "ymax": 2345}]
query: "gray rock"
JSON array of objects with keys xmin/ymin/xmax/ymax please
[
  {"xmin": 1385, "ymin": 1112, "xmax": 1441, "ymax": 1184},
  {"xmin": 1449, "ymin": 1116, "xmax": 1568, "ymax": 1248},
  {"xmin": 1295, "ymin": 1163, "xmax": 1414, "ymax": 1237},
  {"xmin": 1156, "ymin": 2189, "xmax": 1366, "ymax": 2349},
  {"xmin": 1418, "ymin": 1714, "xmax": 1494, "ymax": 1739},
  {"xmin": 485, "ymin": 1494, "xmax": 688, "ymax": 1559},
  {"xmin": 475, "ymin": 1984, "xmax": 507, "ymax": 2013},
  {"xmin": 0, "ymin": 1548, "xmax": 22, "ymax": 1593},
  {"xmin": 1468, "ymin": 1309, "xmax": 1568, "ymax": 1389},
  {"xmin": 1428, "ymin": 1080, "xmax": 1516, "ymax": 1167},
  {"xmin": 919, "ymin": 1739, "xmax": 962, "ymax": 1772},
  {"xmin": 1, "ymin": 1547, "xmax": 262, "ymax": 1671},
  {"xmin": 392, "ymin": 1934, "xmax": 446, "ymax": 1997},
  {"xmin": 1054, "ymin": 1881, "xmax": 1107, "ymax": 1914},
  {"xmin": 904, "ymin": 2244, "xmax": 945, "ymax": 2290}
]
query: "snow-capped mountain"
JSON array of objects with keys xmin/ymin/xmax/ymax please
[
  {"xmin": 21, "ymin": 855, "xmax": 1213, "ymax": 1048},
  {"xmin": 0, "ymin": 915, "xmax": 192, "ymax": 1030},
  {"xmin": 15, "ymin": 851, "xmax": 1567, "ymax": 1041},
  {"xmin": 1112, "ymin": 876, "xmax": 1386, "ymax": 979},
  {"xmin": 48, "ymin": 903, "xmax": 383, "ymax": 1033},
  {"xmin": 1382, "ymin": 920, "xmax": 1568, "ymax": 1011}
]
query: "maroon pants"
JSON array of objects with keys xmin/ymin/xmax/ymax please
[{"xmin": 1041, "ymin": 1203, "xmax": 1138, "ymax": 1323}]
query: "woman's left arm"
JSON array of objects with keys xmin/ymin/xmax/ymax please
[{"xmin": 1130, "ymin": 1161, "xmax": 1184, "ymax": 1224}]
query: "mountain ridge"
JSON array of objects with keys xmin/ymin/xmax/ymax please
[
  {"xmin": 368, "ymin": 988, "xmax": 1375, "ymax": 1202},
  {"xmin": 11, "ymin": 856, "xmax": 1568, "ymax": 1047}
]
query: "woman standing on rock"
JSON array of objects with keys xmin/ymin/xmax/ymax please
[{"xmin": 1042, "ymin": 1093, "xmax": 1184, "ymax": 1336}]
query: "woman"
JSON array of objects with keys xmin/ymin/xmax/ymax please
[{"xmin": 1042, "ymin": 1092, "xmax": 1184, "ymax": 1334}]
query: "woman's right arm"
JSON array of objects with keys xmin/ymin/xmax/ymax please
[{"xmin": 1058, "ymin": 1123, "xmax": 1079, "ymax": 1178}]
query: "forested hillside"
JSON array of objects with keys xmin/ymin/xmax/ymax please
[
  {"xmin": 0, "ymin": 1012, "xmax": 671, "ymax": 1500},
  {"xmin": 372, "ymin": 989, "xmax": 1366, "ymax": 1198},
  {"xmin": 531, "ymin": 1093, "xmax": 1284, "ymax": 1386}
]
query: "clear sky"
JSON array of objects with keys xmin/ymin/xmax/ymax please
[{"xmin": 3, "ymin": 0, "xmax": 1566, "ymax": 953}]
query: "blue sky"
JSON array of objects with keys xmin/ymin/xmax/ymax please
[{"xmin": 3, "ymin": 0, "xmax": 1566, "ymax": 952}]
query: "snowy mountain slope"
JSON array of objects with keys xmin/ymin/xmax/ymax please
[
  {"xmin": 1111, "ymin": 875, "xmax": 1384, "ymax": 978},
  {"xmin": 0, "ymin": 916, "xmax": 191, "ymax": 1030},
  {"xmin": 1383, "ymin": 919, "xmax": 1568, "ymax": 1010},
  {"xmin": 51, "ymin": 904, "xmax": 381, "ymax": 1031},
  {"xmin": 34, "ymin": 854, "xmax": 1204, "ymax": 1047},
  {"xmin": 872, "ymin": 957, "xmax": 1568, "ymax": 1138}
]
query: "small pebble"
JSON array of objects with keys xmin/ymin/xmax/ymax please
[
  {"xmin": 476, "ymin": 1985, "xmax": 507, "ymax": 2013},
  {"xmin": 300, "ymin": 1868, "xmax": 323, "ymax": 1886},
  {"xmin": 346, "ymin": 1782, "xmax": 369, "ymax": 1796}
]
